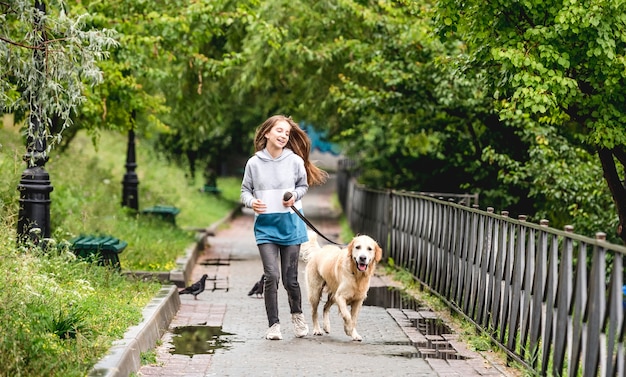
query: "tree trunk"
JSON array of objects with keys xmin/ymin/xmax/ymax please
[{"xmin": 598, "ymin": 147, "xmax": 626, "ymax": 244}]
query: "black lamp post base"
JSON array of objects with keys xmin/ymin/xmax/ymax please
[{"xmin": 17, "ymin": 165, "xmax": 53, "ymax": 244}]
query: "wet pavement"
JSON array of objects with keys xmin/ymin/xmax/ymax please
[{"xmin": 136, "ymin": 176, "xmax": 513, "ymax": 377}]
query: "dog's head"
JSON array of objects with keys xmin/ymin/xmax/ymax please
[{"xmin": 348, "ymin": 235, "xmax": 382, "ymax": 273}]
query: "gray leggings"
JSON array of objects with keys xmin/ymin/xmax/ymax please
[{"xmin": 258, "ymin": 243, "xmax": 302, "ymax": 327}]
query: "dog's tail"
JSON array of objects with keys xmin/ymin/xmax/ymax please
[{"xmin": 300, "ymin": 230, "xmax": 320, "ymax": 263}]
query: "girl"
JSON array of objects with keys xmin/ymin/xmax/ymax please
[{"xmin": 240, "ymin": 115, "xmax": 328, "ymax": 340}]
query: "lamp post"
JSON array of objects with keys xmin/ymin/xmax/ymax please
[
  {"xmin": 17, "ymin": 0, "xmax": 53, "ymax": 244},
  {"xmin": 121, "ymin": 125, "xmax": 139, "ymax": 210}
]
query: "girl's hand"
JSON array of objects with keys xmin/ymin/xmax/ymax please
[
  {"xmin": 283, "ymin": 192, "xmax": 296, "ymax": 207},
  {"xmin": 251, "ymin": 199, "xmax": 267, "ymax": 213}
]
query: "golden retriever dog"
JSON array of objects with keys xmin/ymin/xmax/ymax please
[{"xmin": 301, "ymin": 231, "xmax": 383, "ymax": 341}]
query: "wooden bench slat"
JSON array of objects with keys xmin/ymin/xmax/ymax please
[
  {"xmin": 69, "ymin": 234, "xmax": 127, "ymax": 270},
  {"xmin": 141, "ymin": 205, "xmax": 180, "ymax": 225}
]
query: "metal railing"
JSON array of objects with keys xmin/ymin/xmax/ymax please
[{"xmin": 337, "ymin": 162, "xmax": 626, "ymax": 376}]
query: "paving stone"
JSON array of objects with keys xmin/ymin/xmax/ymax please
[{"xmin": 136, "ymin": 176, "xmax": 514, "ymax": 377}]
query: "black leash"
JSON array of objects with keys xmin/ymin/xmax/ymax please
[{"xmin": 283, "ymin": 192, "xmax": 343, "ymax": 246}]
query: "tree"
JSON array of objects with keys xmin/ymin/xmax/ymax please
[
  {"xmin": 1, "ymin": 0, "xmax": 116, "ymax": 241},
  {"xmin": 54, "ymin": 0, "xmax": 264, "ymax": 186},
  {"xmin": 66, "ymin": 0, "xmax": 170, "ymax": 144},
  {"xmin": 232, "ymin": 0, "xmax": 449, "ymax": 172},
  {"xmin": 1, "ymin": 0, "xmax": 117, "ymax": 149},
  {"xmin": 229, "ymin": 1, "xmax": 521, "ymax": 206},
  {"xmin": 147, "ymin": 0, "xmax": 253, "ymax": 182},
  {"xmin": 435, "ymin": 0, "xmax": 625, "ymax": 241}
]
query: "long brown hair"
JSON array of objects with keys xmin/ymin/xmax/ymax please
[{"xmin": 254, "ymin": 115, "xmax": 328, "ymax": 186}]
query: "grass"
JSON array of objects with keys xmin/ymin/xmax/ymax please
[
  {"xmin": 0, "ymin": 124, "xmax": 242, "ymax": 377},
  {"xmin": 44, "ymin": 128, "xmax": 242, "ymax": 271}
]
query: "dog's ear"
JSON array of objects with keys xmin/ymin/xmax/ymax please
[
  {"xmin": 346, "ymin": 237, "xmax": 356, "ymax": 256},
  {"xmin": 374, "ymin": 242, "xmax": 383, "ymax": 263}
]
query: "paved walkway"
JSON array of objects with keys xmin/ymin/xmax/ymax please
[{"xmin": 137, "ymin": 177, "xmax": 514, "ymax": 377}]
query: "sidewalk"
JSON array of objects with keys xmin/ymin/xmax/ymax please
[{"xmin": 136, "ymin": 177, "xmax": 512, "ymax": 377}]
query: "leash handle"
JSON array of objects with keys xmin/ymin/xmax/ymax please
[{"xmin": 283, "ymin": 192, "xmax": 343, "ymax": 246}]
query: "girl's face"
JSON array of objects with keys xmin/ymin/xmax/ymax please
[{"xmin": 265, "ymin": 120, "xmax": 291, "ymax": 151}]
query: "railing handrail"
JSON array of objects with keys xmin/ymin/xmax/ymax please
[
  {"xmin": 395, "ymin": 189, "xmax": 626, "ymax": 254},
  {"xmin": 338, "ymin": 165, "xmax": 626, "ymax": 377}
]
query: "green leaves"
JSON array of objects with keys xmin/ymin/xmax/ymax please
[
  {"xmin": 434, "ymin": 0, "xmax": 626, "ymax": 239},
  {"xmin": 1, "ymin": 0, "xmax": 118, "ymax": 150},
  {"xmin": 6, "ymin": 0, "xmax": 625, "ymax": 240}
]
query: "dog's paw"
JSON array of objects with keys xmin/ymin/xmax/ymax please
[
  {"xmin": 344, "ymin": 323, "xmax": 354, "ymax": 337},
  {"xmin": 312, "ymin": 327, "xmax": 324, "ymax": 336},
  {"xmin": 322, "ymin": 323, "xmax": 331, "ymax": 334},
  {"xmin": 347, "ymin": 325, "xmax": 362, "ymax": 341}
]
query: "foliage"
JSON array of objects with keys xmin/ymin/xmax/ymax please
[
  {"xmin": 222, "ymin": 0, "xmax": 530, "ymax": 216},
  {"xmin": 0, "ymin": 236, "xmax": 161, "ymax": 377},
  {"xmin": 148, "ymin": 0, "xmax": 250, "ymax": 180},
  {"xmin": 185, "ymin": 0, "xmax": 621, "ymax": 239},
  {"xmin": 68, "ymin": 0, "xmax": 171, "ymax": 138},
  {"xmin": 61, "ymin": 0, "xmax": 258, "ymax": 182},
  {"xmin": 434, "ymin": 0, "xmax": 626, "ymax": 241},
  {"xmin": 235, "ymin": 1, "xmax": 448, "ymax": 177},
  {"xmin": 140, "ymin": 349, "xmax": 158, "ymax": 366},
  {"xmin": 484, "ymin": 127, "xmax": 618, "ymax": 240},
  {"xmin": 4, "ymin": 0, "xmax": 625, "ymax": 243},
  {"xmin": 0, "ymin": 0, "xmax": 117, "ymax": 152}
]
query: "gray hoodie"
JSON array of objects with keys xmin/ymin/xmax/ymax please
[{"xmin": 240, "ymin": 148, "xmax": 309, "ymax": 245}]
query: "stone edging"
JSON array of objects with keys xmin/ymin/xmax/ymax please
[
  {"xmin": 173, "ymin": 204, "xmax": 242, "ymax": 286},
  {"xmin": 88, "ymin": 285, "xmax": 180, "ymax": 377},
  {"xmin": 90, "ymin": 204, "xmax": 243, "ymax": 376}
]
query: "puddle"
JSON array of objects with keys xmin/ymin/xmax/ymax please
[
  {"xmin": 364, "ymin": 286, "xmax": 426, "ymax": 310},
  {"xmin": 412, "ymin": 317, "xmax": 453, "ymax": 336},
  {"xmin": 169, "ymin": 326, "xmax": 233, "ymax": 356},
  {"xmin": 365, "ymin": 285, "xmax": 467, "ymax": 360}
]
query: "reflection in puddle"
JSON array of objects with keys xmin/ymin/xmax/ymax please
[
  {"xmin": 170, "ymin": 326, "xmax": 233, "ymax": 356},
  {"xmin": 364, "ymin": 286, "xmax": 425, "ymax": 310},
  {"xmin": 365, "ymin": 285, "xmax": 467, "ymax": 360},
  {"xmin": 412, "ymin": 316, "xmax": 453, "ymax": 336}
]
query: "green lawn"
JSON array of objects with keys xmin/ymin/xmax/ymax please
[{"xmin": 0, "ymin": 124, "xmax": 242, "ymax": 376}]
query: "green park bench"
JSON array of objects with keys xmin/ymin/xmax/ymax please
[
  {"xmin": 70, "ymin": 235, "xmax": 127, "ymax": 270},
  {"xmin": 141, "ymin": 205, "xmax": 181, "ymax": 225},
  {"xmin": 201, "ymin": 184, "xmax": 222, "ymax": 195}
]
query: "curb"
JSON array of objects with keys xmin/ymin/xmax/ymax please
[
  {"xmin": 122, "ymin": 205, "xmax": 243, "ymax": 287},
  {"xmin": 88, "ymin": 285, "xmax": 180, "ymax": 377},
  {"xmin": 90, "ymin": 204, "xmax": 242, "ymax": 377}
]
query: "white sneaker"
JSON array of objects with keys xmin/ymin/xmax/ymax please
[
  {"xmin": 266, "ymin": 323, "xmax": 282, "ymax": 340},
  {"xmin": 292, "ymin": 313, "xmax": 308, "ymax": 338}
]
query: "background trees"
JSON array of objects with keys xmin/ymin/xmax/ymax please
[
  {"xmin": 435, "ymin": 0, "xmax": 623, "ymax": 241},
  {"xmin": 3, "ymin": 0, "xmax": 624, "ymax": 243}
]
